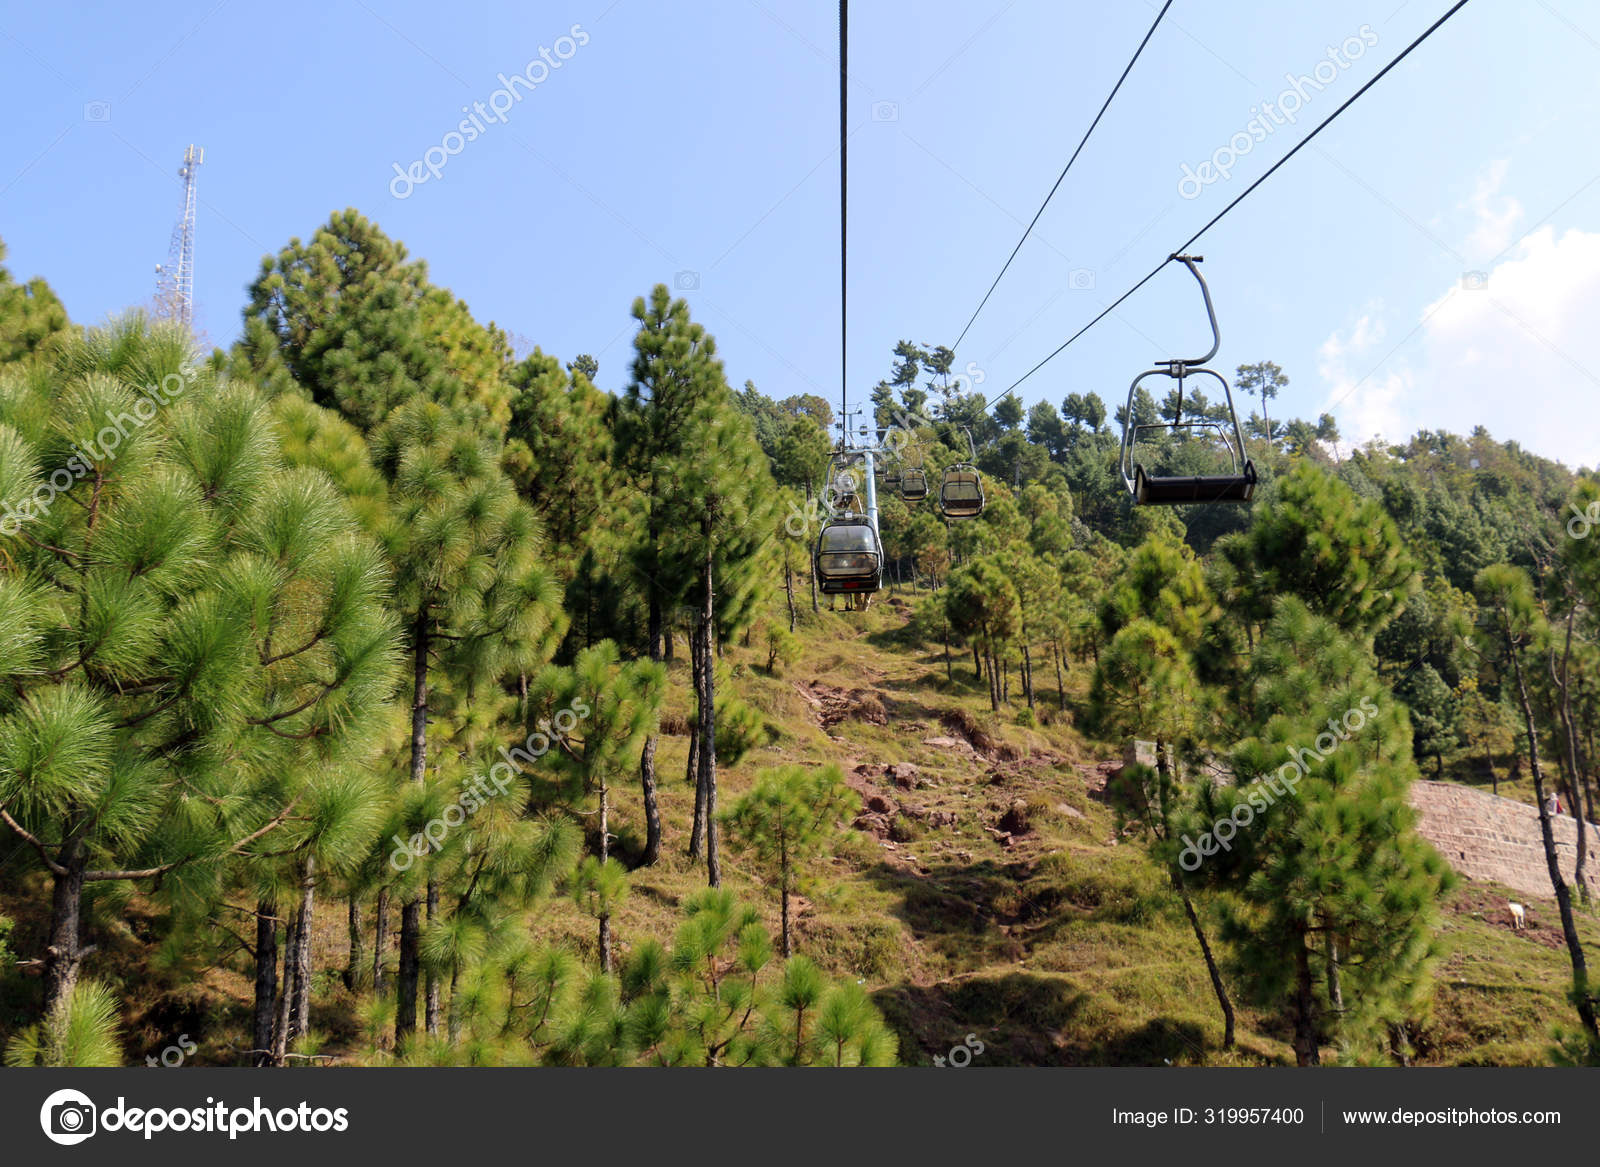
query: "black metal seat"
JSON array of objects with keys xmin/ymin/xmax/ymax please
[{"xmin": 1133, "ymin": 464, "xmax": 1256, "ymax": 505}]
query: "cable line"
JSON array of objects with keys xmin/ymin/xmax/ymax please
[
  {"xmin": 950, "ymin": 0, "xmax": 1175, "ymax": 357},
  {"xmin": 988, "ymin": 0, "xmax": 1470, "ymax": 407}
]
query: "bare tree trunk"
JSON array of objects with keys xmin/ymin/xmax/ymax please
[
  {"xmin": 424, "ymin": 879, "xmax": 440, "ymax": 1036},
  {"xmin": 253, "ymin": 900, "xmax": 277, "ymax": 1067},
  {"xmin": 1174, "ymin": 872, "xmax": 1234, "ymax": 1050},
  {"xmin": 291, "ymin": 857, "xmax": 315, "ymax": 1043},
  {"xmin": 372, "ymin": 886, "xmax": 389, "ymax": 999},
  {"xmin": 700, "ymin": 518, "xmax": 721, "ymax": 889},
  {"xmin": 272, "ymin": 915, "xmax": 296, "ymax": 1067},
  {"xmin": 1506, "ymin": 616, "xmax": 1598, "ymax": 1041},
  {"xmin": 599, "ymin": 914, "xmax": 613, "ymax": 973},
  {"xmin": 1292, "ymin": 930, "xmax": 1319, "ymax": 1066},
  {"xmin": 1054, "ymin": 640, "xmax": 1066, "ymax": 713},
  {"xmin": 41, "ymin": 836, "xmax": 86, "ymax": 1015},
  {"xmin": 397, "ymin": 611, "xmax": 430, "ymax": 1045},
  {"xmin": 785, "ymin": 558, "xmax": 796, "ymax": 632},
  {"xmin": 687, "ymin": 626, "xmax": 705, "ymax": 859},
  {"xmin": 1552, "ymin": 612, "xmax": 1591, "ymax": 899},
  {"xmin": 639, "ymin": 734, "xmax": 662, "ymax": 866},
  {"xmin": 345, "ymin": 894, "xmax": 365, "ymax": 992}
]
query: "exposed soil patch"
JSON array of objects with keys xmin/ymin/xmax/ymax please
[
  {"xmin": 798, "ymin": 680, "xmax": 888, "ymax": 730},
  {"xmin": 1443, "ymin": 884, "xmax": 1566, "ymax": 950}
]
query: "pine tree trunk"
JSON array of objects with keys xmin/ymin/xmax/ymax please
[
  {"xmin": 639, "ymin": 734, "xmax": 662, "ymax": 866},
  {"xmin": 687, "ymin": 624, "xmax": 705, "ymax": 859},
  {"xmin": 780, "ymin": 831, "xmax": 793, "ymax": 958},
  {"xmin": 599, "ymin": 774, "xmax": 610, "ymax": 863},
  {"xmin": 1292, "ymin": 930, "xmax": 1320, "ymax": 1066},
  {"xmin": 292, "ymin": 857, "xmax": 315, "ymax": 1043},
  {"xmin": 599, "ymin": 913, "xmax": 613, "ymax": 973},
  {"xmin": 41, "ymin": 837, "xmax": 86, "ymax": 1015},
  {"xmin": 1553, "ymin": 613, "xmax": 1591, "ymax": 900},
  {"xmin": 395, "ymin": 900, "xmax": 421, "ymax": 1045},
  {"xmin": 272, "ymin": 915, "xmax": 296, "ymax": 1067},
  {"xmin": 425, "ymin": 879, "xmax": 440, "ymax": 1036},
  {"xmin": 345, "ymin": 894, "xmax": 365, "ymax": 991},
  {"xmin": 1054, "ymin": 641, "xmax": 1066, "ymax": 713},
  {"xmin": 1023, "ymin": 641, "xmax": 1035, "ymax": 708},
  {"xmin": 373, "ymin": 886, "xmax": 389, "ymax": 998},
  {"xmin": 700, "ymin": 518, "xmax": 721, "ymax": 889},
  {"xmin": 1174, "ymin": 875, "xmax": 1234, "ymax": 1050},
  {"xmin": 253, "ymin": 900, "xmax": 278, "ymax": 1067},
  {"xmin": 1325, "ymin": 931, "xmax": 1345, "ymax": 1020},
  {"xmin": 1506, "ymin": 621, "xmax": 1598, "ymax": 1041},
  {"xmin": 785, "ymin": 559, "xmax": 796, "ymax": 632},
  {"xmin": 397, "ymin": 611, "xmax": 430, "ymax": 1044}
]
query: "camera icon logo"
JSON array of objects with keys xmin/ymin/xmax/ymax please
[
  {"xmin": 40, "ymin": 1088, "xmax": 97, "ymax": 1145},
  {"xmin": 871, "ymin": 101, "xmax": 899, "ymax": 122},
  {"xmin": 1461, "ymin": 270, "xmax": 1488, "ymax": 290},
  {"xmin": 674, "ymin": 270, "xmax": 700, "ymax": 291},
  {"xmin": 1069, "ymin": 268, "xmax": 1096, "ymax": 290},
  {"xmin": 83, "ymin": 101, "xmax": 112, "ymax": 122}
]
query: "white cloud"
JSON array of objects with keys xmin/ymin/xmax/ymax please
[
  {"xmin": 1463, "ymin": 158, "xmax": 1525, "ymax": 259},
  {"xmin": 1317, "ymin": 223, "xmax": 1600, "ymax": 470}
]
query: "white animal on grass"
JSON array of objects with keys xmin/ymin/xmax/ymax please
[{"xmin": 1508, "ymin": 902, "xmax": 1527, "ymax": 931}]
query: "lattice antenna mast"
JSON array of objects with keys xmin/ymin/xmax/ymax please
[{"xmin": 154, "ymin": 145, "xmax": 203, "ymax": 328}]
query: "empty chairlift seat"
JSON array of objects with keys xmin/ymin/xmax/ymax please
[
  {"xmin": 1119, "ymin": 254, "xmax": 1257, "ymax": 508},
  {"xmin": 899, "ymin": 466, "xmax": 929, "ymax": 501}
]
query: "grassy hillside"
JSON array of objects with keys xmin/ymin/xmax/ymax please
[{"xmin": 6, "ymin": 585, "xmax": 1592, "ymax": 1067}]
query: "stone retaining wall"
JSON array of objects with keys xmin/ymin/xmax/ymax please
[{"xmin": 1409, "ymin": 780, "xmax": 1600, "ymax": 902}]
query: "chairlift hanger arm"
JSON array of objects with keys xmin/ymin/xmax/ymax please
[{"xmin": 1167, "ymin": 254, "xmax": 1219, "ymax": 370}]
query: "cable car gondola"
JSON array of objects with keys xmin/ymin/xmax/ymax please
[
  {"xmin": 938, "ymin": 427, "xmax": 985, "ymax": 519},
  {"xmin": 814, "ymin": 516, "xmax": 882, "ymax": 595},
  {"xmin": 900, "ymin": 466, "xmax": 929, "ymax": 502},
  {"xmin": 1118, "ymin": 254, "xmax": 1256, "ymax": 506}
]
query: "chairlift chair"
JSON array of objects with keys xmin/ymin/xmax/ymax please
[
  {"xmin": 1118, "ymin": 255, "xmax": 1256, "ymax": 506},
  {"xmin": 814, "ymin": 516, "xmax": 883, "ymax": 595},
  {"xmin": 899, "ymin": 466, "xmax": 929, "ymax": 502},
  {"xmin": 938, "ymin": 427, "xmax": 985, "ymax": 519}
]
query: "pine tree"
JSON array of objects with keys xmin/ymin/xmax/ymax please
[
  {"xmin": 1475, "ymin": 563, "xmax": 1598, "ymax": 1044},
  {"xmin": 0, "ymin": 317, "xmax": 401, "ymax": 1016},
  {"xmin": 0, "ymin": 238, "xmax": 73, "ymax": 367},
  {"xmin": 1190, "ymin": 599, "xmax": 1453, "ymax": 1064},
  {"xmin": 724, "ymin": 763, "xmax": 853, "ymax": 956},
  {"xmin": 1091, "ymin": 619, "xmax": 1234, "ymax": 1048},
  {"xmin": 374, "ymin": 398, "xmax": 565, "ymax": 1044}
]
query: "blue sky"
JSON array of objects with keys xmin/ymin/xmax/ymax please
[{"xmin": 2, "ymin": 0, "xmax": 1596, "ymax": 470}]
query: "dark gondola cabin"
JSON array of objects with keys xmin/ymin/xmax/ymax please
[
  {"xmin": 939, "ymin": 464, "xmax": 984, "ymax": 519},
  {"xmin": 814, "ymin": 518, "xmax": 882, "ymax": 595},
  {"xmin": 900, "ymin": 467, "xmax": 929, "ymax": 501}
]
